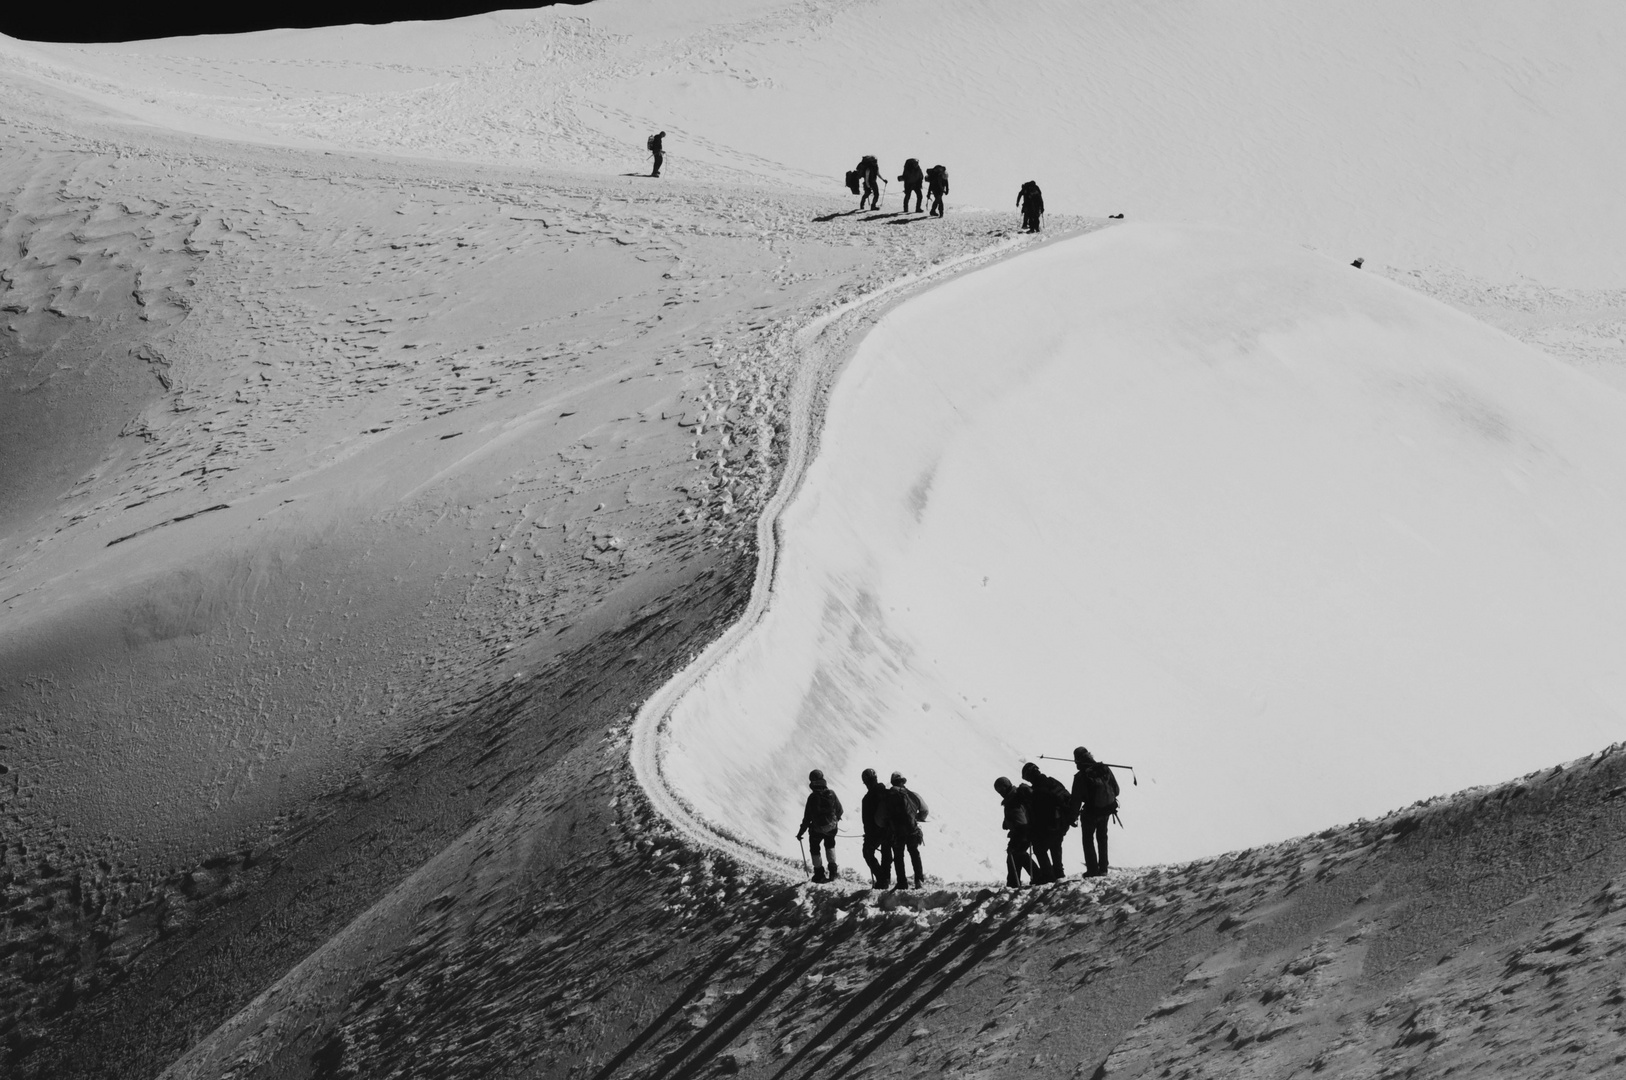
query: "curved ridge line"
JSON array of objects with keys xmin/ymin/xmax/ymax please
[{"xmin": 630, "ymin": 230, "xmax": 1052, "ymax": 881}]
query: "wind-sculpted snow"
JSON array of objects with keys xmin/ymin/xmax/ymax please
[
  {"xmin": 656, "ymin": 223, "xmax": 1626, "ymax": 878},
  {"xmin": 6, "ymin": 1, "xmax": 1626, "ymax": 285}
]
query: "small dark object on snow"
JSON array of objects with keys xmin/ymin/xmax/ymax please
[
  {"xmin": 855, "ymin": 155, "xmax": 882, "ymax": 210},
  {"xmin": 885, "ymin": 773, "xmax": 926, "ymax": 888},
  {"xmin": 648, "ymin": 131, "xmax": 665, "ymax": 177},
  {"xmin": 995, "ymin": 776, "xmax": 1041, "ymax": 888},
  {"xmin": 1351, "ymin": 257, "xmax": 1365, "ymax": 268},
  {"xmin": 1108, "ymin": 213, "xmax": 1124, "ymax": 219},
  {"xmin": 926, "ymin": 164, "xmax": 949, "ymax": 217},
  {"xmin": 1017, "ymin": 180, "xmax": 1044, "ymax": 232},
  {"xmin": 898, "ymin": 158, "xmax": 924, "ymax": 213},
  {"xmin": 1072, "ymin": 747, "xmax": 1120, "ymax": 876},
  {"xmin": 860, "ymin": 767, "xmax": 892, "ymax": 887},
  {"xmin": 1021, "ymin": 761, "xmax": 1073, "ymax": 882},
  {"xmin": 797, "ymin": 769, "xmax": 843, "ymax": 882}
]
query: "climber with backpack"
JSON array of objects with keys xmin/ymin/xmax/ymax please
[
  {"xmin": 796, "ymin": 768, "xmax": 844, "ymax": 883},
  {"xmin": 859, "ymin": 767, "xmax": 892, "ymax": 888},
  {"xmin": 1017, "ymin": 180, "xmax": 1044, "ymax": 233},
  {"xmin": 1021, "ymin": 761, "xmax": 1074, "ymax": 883},
  {"xmin": 1071, "ymin": 746, "xmax": 1120, "ymax": 876},
  {"xmin": 994, "ymin": 776, "xmax": 1042, "ymax": 889},
  {"xmin": 926, "ymin": 165, "xmax": 949, "ymax": 218},
  {"xmin": 884, "ymin": 771, "xmax": 927, "ymax": 889},
  {"xmin": 855, "ymin": 155, "xmax": 882, "ymax": 211},
  {"xmin": 898, "ymin": 158, "xmax": 925, "ymax": 213},
  {"xmin": 648, "ymin": 131, "xmax": 666, "ymax": 178}
]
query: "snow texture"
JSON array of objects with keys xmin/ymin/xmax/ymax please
[
  {"xmin": 5, "ymin": 1, "xmax": 1626, "ymax": 285},
  {"xmin": 659, "ymin": 222, "xmax": 1626, "ymax": 876}
]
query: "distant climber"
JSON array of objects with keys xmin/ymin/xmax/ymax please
[
  {"xmin": 926, "ymin": 165, "xmax": 949, "ymax": 218},
  {"xmin": 648, "ymin": 131, "xmax": 666, "ymax": 178},
  {"xmin": 898, "ymin": 158, "xmax": 924, "ymax": 213},
  {"xmin": 1071, "ymin": 746, "xmax": 1120, "ymax": 877},
  {"xmin": 1017, "ymin": 181, "xmax": 1044, "ymax": 233},
  {"xmin": 1021, "ymin": 761, "xmax": 1074, "ymax": 883},
  {"xmin": 856, "ymin": 155, "xmax": 882, "ymax": 211},
  {"xmin": 860, "ymin": 767, "xmax": 892, "ymax": 888},
  {"xmin": 797, "ymin": 768, "xmax": 843, "ymax": 883},
  {"xmin": 994, "ymin": 776, "xmax": 1041, "ymax": 889},
  {"xmin": 884, "ymin": 771, "xmax": 927, "ymax": 890}
]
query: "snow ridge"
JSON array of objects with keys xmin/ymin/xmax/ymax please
[{"xmin": 630, "ymin": 231, "xmax": 1041, "ymax": 882}]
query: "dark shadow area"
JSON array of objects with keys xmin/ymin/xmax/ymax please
[
  {"xmin": 812, "ymin": 209, "xmax": 861, "ymax": 223},
  {"xmin": 860, "ymin": 213, "xmax": 901, "ymax": 222},
  {"xmin": 886, "ymin": 216, "xmax": 925, "ymax": 226},
  {"xmin": 769, "ymin": 895, "xmax": 988, "ymax": 1080},
  {"xmin": 0, "ymin": 0, "xmax": 592, "ymax": 44}
]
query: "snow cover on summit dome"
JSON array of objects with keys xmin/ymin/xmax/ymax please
[
  {"xmin": 4, "ymin": 0, "xmax": 1626, "ymax": 285},
  {"xmin": 657, "ymin": 223, "xmax": 1626, "ymax": 878}
]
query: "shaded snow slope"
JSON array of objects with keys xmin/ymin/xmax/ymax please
[
  {"xmin": 658, "ymin": 223, "xmax": 1626, "ymax": 877},
  {"xmin": 4, "ymin": 1, "xmax": 1626, "ymax": 285}
]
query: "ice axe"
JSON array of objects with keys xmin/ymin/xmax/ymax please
[
  {"xmin": 796, "ymin": 835, "xmax": 810, "ymax": 878},
  {"xmin": 1038, "ymin": 755, "xmax": 1138, "ymax": 785}
]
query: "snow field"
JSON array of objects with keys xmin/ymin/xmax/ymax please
[
  {"xmin": 8, "ymin": 1, "xmax": 1626, "ymax": 285},
  {"xmin": 659, "ymin": 222, "xmax": 1626, "ymax": 877}
]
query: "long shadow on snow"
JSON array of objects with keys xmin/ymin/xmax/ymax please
[
  {"xmin": 790, "ymin": 899, "xmax": 1036, "ymax": 1080},
  {"xmin": 602, "ymin": 916, "xmax": 862, "ymax": 1080}
]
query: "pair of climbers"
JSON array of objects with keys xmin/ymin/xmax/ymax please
[
  {"xmin": 845, "ymin": 157, "xmax": 950, "ymax": 216},
  {"xmin": 796, "ymin": 767, "xmax": 929, "ymax": 889},
  {"xmin": 995, "ymin": 746, "xmax": 1120, "ymax": 889}
]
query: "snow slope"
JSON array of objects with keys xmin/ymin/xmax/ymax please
[
  {"xmin": 4, "ymin": 0, "xmax": 1626, "ymax": 285},
  {"xmin": 656, "ymin": 222, "xmax": 1626, "ymax": 877}
]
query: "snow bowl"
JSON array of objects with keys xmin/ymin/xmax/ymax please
[{"xmin": 648, "ymin": 222, "xmax": 1626, "ymax": 881}]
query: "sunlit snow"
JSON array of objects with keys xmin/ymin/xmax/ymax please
[{"xmin": 660, "ymin": 223, "xmax": 1626, "ymax": 877}]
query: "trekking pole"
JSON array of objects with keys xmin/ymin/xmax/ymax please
[
  {"xmin": 796, "ymin": 836, "xmax": 810, "ymax": 878},
  {"xmin": 1038, "ymin": 756, "xmax": 1138, "ymax": 785}
]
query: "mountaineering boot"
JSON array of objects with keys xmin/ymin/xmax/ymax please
[
  {"xmin": 829, "ymin": 860, "xmax": 839, "ymax": 880},
  {"xmin": 811, "ymin": 868, "xmax": 828, "ymax": 884},
  {"xmin": 913, "ymin": 876, "xmax": 924, "ymax": 889}
]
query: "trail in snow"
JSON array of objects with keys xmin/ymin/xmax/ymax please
[{"xmin": 629, "ymin": 229, "xmax": 1056, "ymax": 884}]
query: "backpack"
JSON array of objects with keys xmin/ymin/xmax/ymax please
[
  {"xmin": 1085, "ymin": 767, "xmax": 1117, "ymax": 810},
  {"xmin": 859, "ymin": 155, "xmax": 877, "ymax": 172},
  {"xmin": 927, "ymin": 165, "xmax": 948, "ymax": 191},
  {"xmin": 844, "ymin": 170, "xmax": 860, "ymax": 195},
  {"xmin": 808, "ymin": 786, "xmax": 842, "ymax": 831},
  {"xmin": 901, "ymin": 158, "xmax": 922, "ymax": 184},
  {"xmin": 647, "ymin": 134, "xmax": 658, "ymax": 151},
  {"xmin": 1039, "ymin": 775, "xmax": 1074, "ymax": 827},
  {"xmin": 902, "ymin": 787, "xmax": 929, "ymax": 823}
]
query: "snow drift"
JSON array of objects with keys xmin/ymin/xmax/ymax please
[{"xmin": 656, "ymin": 223, "xmax": 1626, "ymax": 877}]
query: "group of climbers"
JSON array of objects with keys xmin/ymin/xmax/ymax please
[
  {"xmin": 645, "ymin": 134, "xmax": 1042, "ymax": 231},
  {"xmin": 996, "ymin": 746, "xmax": 1119, "ymax": 889},
  {"xmin": 796, "ymin": 747, "xmax": 1122, "ymax": 890},
  {"xmin": 797, "ymin": 768, "xmax": 928, "ymax": 889}
]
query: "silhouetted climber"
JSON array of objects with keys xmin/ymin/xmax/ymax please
[
  {"xmin": 1072, "ymin": 746, "xmax": 1120, "ymax": 877},
  {"xmin": 648, "ymin": 131, "xmax": 666, "ymax": 178},
  {"xmin": 1021, "ymin": 761, "xmax": 1074, "ymax": 883},
  {"xmin": 926, "ymin": 165, "xmax": 949, "ymax": 218},
  {"xmin": 995, "ymin": 776, "xmax": 1040, "ymax": 889},
  {"xmin": 860, "ymin": 767, "xmax": 892, "ymax": 888},
  {"xmin": 1017, "ymin": 180, "xmax": 1044, "ymax": 233},
  {"xmin": 898, "ymin": 158, "xmax": 924, "ymax": 213},
  {"xmin": 856, "ymin": 155, "xmax": 882, "ymax": 211},
  {"xmin": 796, "ymin": 768, "xmax": 843, "ymax": 883},
  {"xmin": 884, "ymin": 771, "xmax": 927, "ymax": 889}
]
